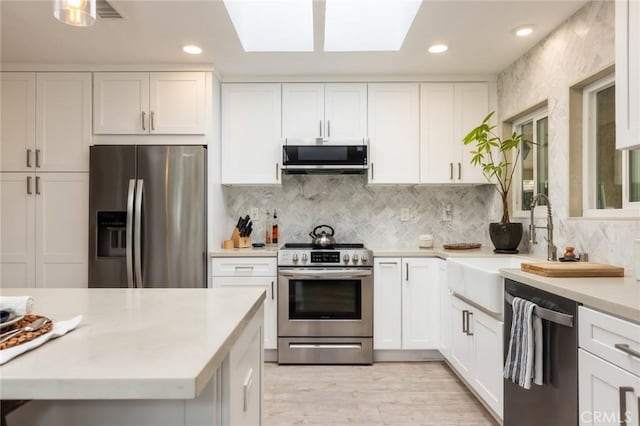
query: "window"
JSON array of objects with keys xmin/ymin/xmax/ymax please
[
  {"xmin": 583, "ymin": 75, "xmax": 640, "ymax": 217},
  {"xmin": 512, "ymin": 108, "xmax": 549, "ymax": 216}
]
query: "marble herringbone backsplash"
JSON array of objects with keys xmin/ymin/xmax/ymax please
[{"xmin": 223, "ymin": 175, "xmax": 500, "ymax": 249}]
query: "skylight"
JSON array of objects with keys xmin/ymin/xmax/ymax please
[
  {"xmin": 324, "ymin": 0, "xmax": 422, "ymax": 52},
  {"xmin": 223, "ymin": 0, "xmax": 314, "ymax": 52}
]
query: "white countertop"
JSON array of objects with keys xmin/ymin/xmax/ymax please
[
  {"xmin": 0, "ymin": 287, "xmax": 266, "ymax": 400},
  {"xmin": 210, "ymin": 246, "xmax": 279, "ymax": 257},
  {"xmin": 210, "ymin": 245, "xmax": 537, "ymax": 259},
  {"xmin": 501, "ymin": 269, "xmax": 640, "ymax": 323}
]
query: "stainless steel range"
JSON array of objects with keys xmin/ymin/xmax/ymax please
[{"xmin": 277, "ymin": 243, "xmax": 373, "ymax": 365}]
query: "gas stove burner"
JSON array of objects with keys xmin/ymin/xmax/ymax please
[{"xmin": 281, "ymin": 243, "xmax": 365, "ymax": 250}]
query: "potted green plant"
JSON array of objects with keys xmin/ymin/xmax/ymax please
[{"xmin": 463, "ymin": 111, "xmax": 528, "ymax": 252}]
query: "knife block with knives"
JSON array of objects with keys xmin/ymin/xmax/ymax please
[{"xmin": 230, "ymin": 215, "xmax": 253, "ymax": 248}]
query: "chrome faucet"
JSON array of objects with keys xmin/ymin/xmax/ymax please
[{"xmin": 529, "ymin": 193, "xmax": 557, "ymax": 261}]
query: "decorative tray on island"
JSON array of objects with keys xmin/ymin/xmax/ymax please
[{"xmin": 443, "ymin": 243, "xmax": 482, "ymax": 250}]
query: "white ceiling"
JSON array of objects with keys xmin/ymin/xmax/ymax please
[{"xmin": 0, "ymin": 0, "xmax": 588, "ymax": 79}]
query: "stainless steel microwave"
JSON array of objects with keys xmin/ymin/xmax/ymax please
[{"xmin": 281, "ymin": 141, "xmax": 368, "ymax": 174}]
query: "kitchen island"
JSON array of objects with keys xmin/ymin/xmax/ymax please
[{"xmin": 0, "ymin": 287, "xmax": 266, "ymax": 426}]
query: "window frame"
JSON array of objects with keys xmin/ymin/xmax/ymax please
[
  {"xmin": 582, "ymin": 74, "xmax": 640, "ymax": 218},
  {"xmin": 511, "ymin": 107, "xmax": 549, "ymax": 218}
]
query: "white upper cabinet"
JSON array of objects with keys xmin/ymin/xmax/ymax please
[
  {"xmin": 324, "ymin": 83, "xmax": 367, "ymax": 140},
  {"xmin": 93, "ymin": 72, "xmax": 149, "ymax": 135},
  {"xmin": 420, "ymin": 82, "xmax": 489, "ymax": 184},
  {"xmin": 1, "ymin": 73, "xmax": 35, "ymax": 172},
  {"xmin": 420, "ymin": 83, "xmax": 456, "ymax": 183},
  {"xmin": 221, "ymin": 84, "xmax": 282, "ymax": 185},
  {"xmin": 368, "ymin": 83, "xmax": 420, "ymax": 184},
  {"xmin": 282, "ymin": 83, "xmax": 367, "ymax": 143},
  {"xmin": 1, "ymin": 72, "xmax": 90, "ymax": 173},
  {"xmin": 455, "ymin": 83, "xmax": 489, "ymax": 183},
  {"xmin": 94, "ymin": 72, "xmax": 205, "ymax": 135},
  {"xmin": 36, "ymin": 73, "xmax": 92, "ymax": 172},
  {"xmin": 282, "ymin": 83, "xmax": 325, "ymax": 141},
  {"xmin": 616, "ymin": 0, "xmax": 640, "ymax": 149}
]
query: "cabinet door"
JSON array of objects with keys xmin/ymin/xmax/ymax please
[
  {"xmin": 36, "ymin": 73, "xmax": 91, "ymax": 172},
  {"xmin": 149, "ymin": 72, "xmax": 206, "ymax": 134},
  {"xmin": 401, "ymin": 258, "xmax": 440, "ymax": 349},
  {"xmin": 221, "ymin": 84, "xmax": 282, "ymax": 184},
  {"xmin": 450, "ymin": 296, "xmax": 474, "ymax": 380},
  {"xmin": 368, "ymin": 83, "xmax": 420, "ymax": 184},
  {"xmin": 0, "ymin": 173, "xmax": 35, "ymax": 287},
  {"xmin": 35, "ymin": 173, "xmax": 88, "ymax": 288},
  {"xmin": 438, "ymin": 260, "xmax": 451, "ymax": 360},
  {"xmin": 282, "ymin": 83, "xmax": 326, "ymax": 143},
  {"xmin": 471, "ymin": 309, "xmax": 504, "ymax": 418},
  {"xmin": 579, "ymin": 349, "xmax": 640, "ymax": 426},
  {"xmin": 373, "ymin": 258, "xmax": 402, "ymax": 349},
  {"xmin": 1, "ymin": 72, "xmax": 36, "ymax": 172},
  {"xmin": 212, "ymin": 276, "xmax": 278, "ymax": 350},
  {"xmin": 420, "ymin": 83, "xmax": 456, "ymax": 183},
  {"xmin": 616, "ymin": 0, "xmax": 640, "ymax": 149},
  {"xmin": 282, "ymin": 83, "xmax": 325, "ymax": 141},
  {"xmin": 93, "ymin": 72, "xmax": 149, "ymax": 135},
  {"xmin": 324, "ymin": 83, "xmax": 367, "ymax": 141},
  {"xmin": 455, "ymin": 83, "xmax": 489, "ymax": 183}
]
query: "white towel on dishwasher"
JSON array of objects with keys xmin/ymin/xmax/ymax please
[
  {"xmin": 504, "ymin": 297, "xmax": 544, "ymax": 389},
  {"xmin": 0, "ymin": 296, "xmax": 34, "ymax": 316}
]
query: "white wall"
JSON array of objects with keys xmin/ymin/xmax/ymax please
[{"xmin": 498, "ymin": 1, "xmax": 638, "ymax": 271}]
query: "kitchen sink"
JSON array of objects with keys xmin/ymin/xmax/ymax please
[{"xmin": 447, "ymin": 256, "xmax": 534, "ymax": 315}]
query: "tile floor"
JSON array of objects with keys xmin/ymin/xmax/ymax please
[{"xmin": 264, "ymin": 361, "xmax": 498, "ymax": 426}]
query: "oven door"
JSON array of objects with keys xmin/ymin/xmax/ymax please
[{"xmin": 278, "ymin": 268, "xmax": 373, "ymax": 337}]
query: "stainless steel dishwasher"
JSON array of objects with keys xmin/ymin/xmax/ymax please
[{"xmin": 504, "ymin": 279, "xmax": 578, "ymax": 426}]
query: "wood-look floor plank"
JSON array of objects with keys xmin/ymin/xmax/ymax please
[{"xmin": 264, "ymin": 361, "xmax": 498, "ymax": 426}]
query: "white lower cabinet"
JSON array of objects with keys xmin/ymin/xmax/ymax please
[
  {"xmin": 449, "ymin": 294, "xmax": 503, "ymax": 418},
  {"xmin": 0, "ymin": 172, "xmax": 88, "ymax": 288},
  {"xmin": 211, "ymin": 258, "xmax": 277, "ymax": 350},
  {"xmin": 373, "ymin": 257, "xmax": 440, "ymax": 350},
  {"xmin": 438, "ymin": 261, "xmax": 451, "ymax": 359},
  {"xmin": 579, "ymin": 306, "xmax": 640, "ymax": 426},
  {"xmin": 579, "ymin": 349, "xmax": 640, "ymax": 426}
]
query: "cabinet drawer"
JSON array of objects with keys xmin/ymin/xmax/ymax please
[
  {"xmin": 211, "ymin": 257, "xmax": 277, "ymax": 276},
  {"xmin": 579, "ymin": 306, "xmax": 640, "ymax": 376}
]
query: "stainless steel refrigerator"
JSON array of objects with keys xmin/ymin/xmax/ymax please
[{"xmin": 89, "ymin": 145, "xmax": 207, "ymax": 288}]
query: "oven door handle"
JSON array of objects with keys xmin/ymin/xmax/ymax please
[{"xmin": 279, "ymin": 269, "xmax": 372, "ymax": 279}]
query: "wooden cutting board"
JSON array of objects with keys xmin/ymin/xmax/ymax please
[{"xmin": 521, "ymin": 262, "xmax": 624, "ymax": 277}]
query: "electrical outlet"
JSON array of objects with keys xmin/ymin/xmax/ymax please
[
  {"xmin": 250, "ymin": 208, "xmax": 260, "ymax": 221},
  {"xmin": 400, "ymin": 208, "xmax": 410, "ymax": 222},
  {"xmin": 442, "ymin": 203, "xmax": 453, "ymax": 222}
]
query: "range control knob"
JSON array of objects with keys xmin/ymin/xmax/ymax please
[
  {"xmin": 352, "ymin": 254, "xmax": 359, "ymax": 262},
  {"xmin": 361, "ymin": 253, "xmax": 369, "ymax": 263},
  {"xmin": 301, "ymin": 253, "xmax": 308, "ymax": 262},
  {"xmin": 292, "ymin": 253, "xmax": 299, "ymax": 262},
  {"xmin": 343, "ymin": 254, "xmax": 350, "ymax": 263}
]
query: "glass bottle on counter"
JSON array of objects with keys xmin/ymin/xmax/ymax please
[
  {"xmin": 265, "ymin": 211, "xmax": 272, "ymax": 245},
  {"xmin": 272, "ymin": 210, "xmax": 278, "ymax": 245}
]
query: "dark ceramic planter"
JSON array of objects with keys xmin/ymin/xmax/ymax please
[{"xmin": 489, "ymin": 222, "xmax": 523, "ymax": 252}]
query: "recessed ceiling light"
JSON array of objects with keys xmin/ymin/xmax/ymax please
[
  {"xmin": 325, "ymin": 0, "xmax": 423, "ymax": 52},
  {"xmin": 428, "ymin": 44, "xmax": 448, "ymax": 54},
  {"xmin": 513, "ymin": 25, "xmax": 534, "ymax": 37},
  {"xmin": 182, "ymin": 45, "xmax": 203, "ymax": 55},
  {"xmin": 223, "ymin": 0, "xmax": 313, "ymax": 52}
]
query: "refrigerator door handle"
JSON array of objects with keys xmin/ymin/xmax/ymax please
[
  {"xmin": 126, "ymin": 179, "xmax": 136, "ymax": 288},
  {"xmin": 134, "ymin": 179, "xmax": 144, "ymax": 288}
]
